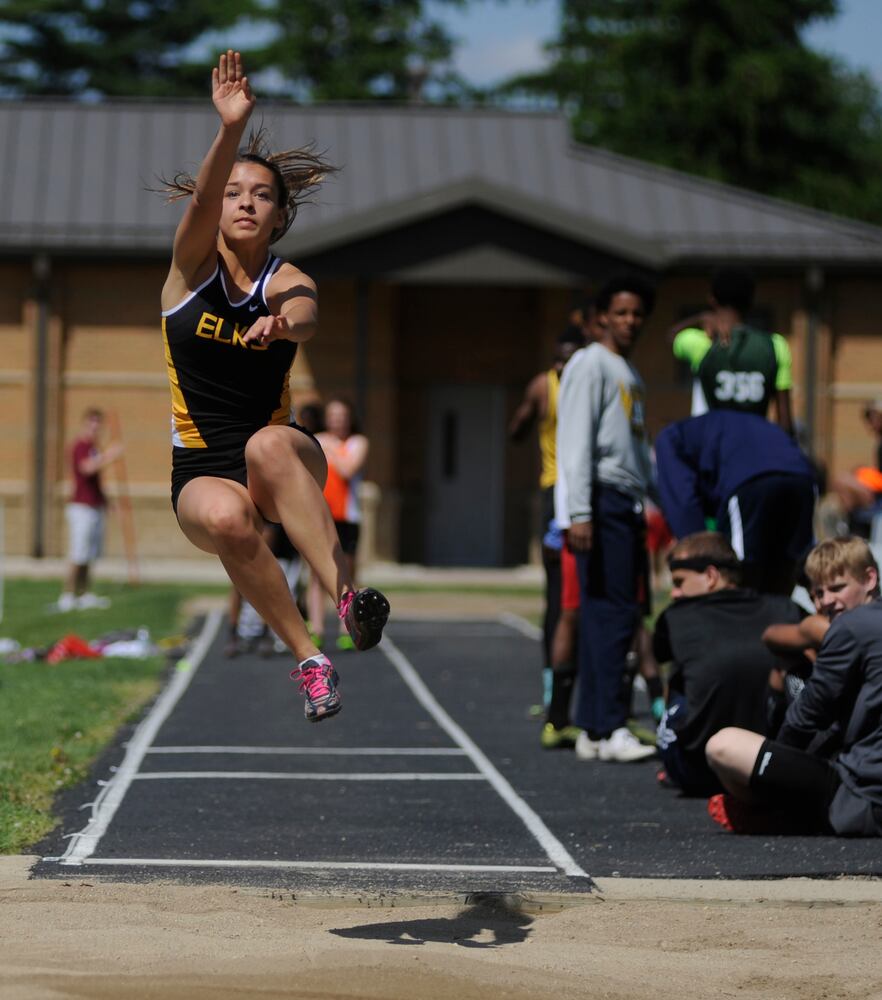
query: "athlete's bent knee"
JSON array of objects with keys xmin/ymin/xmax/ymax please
[
  {"xmin": 201, "ymin": 501, "xmax": 254, "ymax": 547},
  {"xmin": 245, "ymin": 426, "xmax": 296, "ymax": 478}
]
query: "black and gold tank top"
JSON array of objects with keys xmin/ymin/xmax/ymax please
[{"xmin": 161, "ymin": 254, "xmax": 297, "ymax": 452}]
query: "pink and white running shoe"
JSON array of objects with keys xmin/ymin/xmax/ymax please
[{"xmin": 291, "ymin": 654, "xmax": 341, "ymax": 722}]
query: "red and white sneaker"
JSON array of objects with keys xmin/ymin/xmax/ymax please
[
  {"xmin": 337, "ymin": 588, "xmax": 390, "ymax": 651},
  {"xmin": 291, "ymin": 654, "xmax": 341, "ymax": 723}
]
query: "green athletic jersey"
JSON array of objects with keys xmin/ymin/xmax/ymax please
[{"xmin": 673, "ymin": 326, "xmax": 792, "ymax": 416}]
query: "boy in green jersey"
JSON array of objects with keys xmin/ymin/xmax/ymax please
[{"xmin": 671, "ymin": 267, "xmax": 793, "ymax": 436}]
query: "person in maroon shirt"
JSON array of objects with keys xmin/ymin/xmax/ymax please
[{"xmin": 58, "ymin": 408, "xmax": 123, "ymax": 611}]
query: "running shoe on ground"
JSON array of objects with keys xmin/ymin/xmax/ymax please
[
  {"xmin": 707, "ymin": 793, "xmax": 797, "ymax": 834},
  {"xmin": 599, "ymin": 726, "xmax": 656, "ymax": 762},
  {"xmin": 656, "ymin": 767, "xmax": 675, "ymax": 789},
  {"xmin": 575, "ymin": 731, "xmax": 601, "ymax": 761},
  {"xmin": 541, "ymin": 723, "xmax": 583, "ymax": 750},
  {"xmin": 626, "ymin": 718, "xmax": 657, "ymax": 746},
  {"xmin": 337, "ymin": 588, "xmax": 390, "ymax": 651},
  {"xmin": 291, "ymin": 654, "xmax": 341, "ymax": 722},
  {"xmin": 76, "ymin": 592, "xmax": 111, "ymax": 610}
]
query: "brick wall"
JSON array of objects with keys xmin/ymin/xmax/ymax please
[
  {"xmin": 826, "ymin": 278, "xmax": 882, "ymax": 477},
  {"xmin": 6, "ymin": 256, "xmax": 880, "ymax": 564}
]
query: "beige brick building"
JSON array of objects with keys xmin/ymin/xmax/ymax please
[{"xmin": 3, "ymin": 101, "xmax": 882, "ymax": 566}]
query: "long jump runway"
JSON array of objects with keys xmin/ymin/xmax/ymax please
[
  {"xmin": 36, "ymin": 611, "xmax": 882, "ymax": 888},
  {"xmin": 36, "ymin": 612, "xmax": 590, "ymax": 894}
]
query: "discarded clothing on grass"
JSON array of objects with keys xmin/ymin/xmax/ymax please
[
  {"xmin": 47, "ymin": 634, "xmax": 103, "ymax": 664},
  {"xmin": 3, "ymin": 627, "xmax": 161, "ymax": 664}
]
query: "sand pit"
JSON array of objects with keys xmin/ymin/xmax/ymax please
[{"xmin": 4, "ymin": 857, "xmax": 881, "ymax": 1000}]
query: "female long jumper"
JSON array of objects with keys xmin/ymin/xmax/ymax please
[{"xmin": 160, "ymin": 51, "xmax": 389, "ymax": 721}]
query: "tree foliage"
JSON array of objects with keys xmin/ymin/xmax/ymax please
[
  {"xmin": 0, "ymin": 0, "xmax": 466, "ymax": 101},
  {"xmin": 248, "ymin": 0, "xmax": 467, "ymax": 102},
  {"xmin": 0, "ymin": 0, "xmax": 255, "ymax": 97},
  {"xmin": 501, "ymin": 0, "xmax": 882, "ymax": 223}
]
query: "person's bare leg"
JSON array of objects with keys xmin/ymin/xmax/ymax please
[
  {"xmin": 705, "ymin": 727, "xmax": 766, "ymax": 800},
  {"xmin": 64, "ymin": 564, "xmax": 90, "ymax": 597},
  {"xmin": 336, "ymin": 552, "xmax": 357, "ymax": 637},
  {"xmin": 546, "ymin": 607, "xmax": 578, "ymax": 731},
  {"xmin": 228, "ymin": 587, "xmax": 242, "ymax": 629},
  {"xmin": 550, "ymin": 607, "xmax": 577, "ymax": 668},
  {"xmin": 245, "ymin": 427, "xmax": 354, "ymax": 603},
  {"xmin": 306, "ymin": 569, "xmax": 326, "ymax": 645},
  {"xmin": 635, "ymin": 623, "xmax": 665, "ymax": 720},
  {"xmin": 636, "ymin": 623, "xmax": 659, "ymax": 686},
  {"xmin": 64, "ymin": 564, "xmax": 85, "ymax": 596},
  {"xmin": 175, "ymin": 477, "xmax": 318, "ymax": 662},
  {"xmin": 226, "ymin": 586, "xmax": 243, "ymax": 656}
]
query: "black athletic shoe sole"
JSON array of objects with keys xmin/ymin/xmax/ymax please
[
  {"xmin": 307, "ymin": 703, "xmax": 342, "ymax": 723},
  {"xmin": 344, "ymin": 588, "xmax": 390, "ymax": 651}
]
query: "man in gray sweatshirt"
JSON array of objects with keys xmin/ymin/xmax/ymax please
[{"xmin": 557, "ymin": 274, "xmax": 657, "ymax": 763}]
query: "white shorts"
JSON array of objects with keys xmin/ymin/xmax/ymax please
[{"xmin": 66, "ymin": 503, "xmax": 106, "ymax": 565}]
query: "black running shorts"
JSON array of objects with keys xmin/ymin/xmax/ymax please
[
  {"xmin": 171, "ymin": 421, "xmax": 320, "ymax": 513},
  {"xmin": 749, "ymin": 738, "xmax": 841, "ymax": 831}
]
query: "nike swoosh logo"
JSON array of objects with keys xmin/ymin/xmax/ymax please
[{"xmin": 248, "ymin": 303, "xmax": 259, "ymax": 312}]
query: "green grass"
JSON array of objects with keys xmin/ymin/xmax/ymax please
[{"xmin": 0, "ymin": 578, "xmax": 225, "ymax": 854}]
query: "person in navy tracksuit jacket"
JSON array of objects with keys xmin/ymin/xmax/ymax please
[{"xmin": 655, "ymin": 410, "xmax": 816, "ymax": 594}]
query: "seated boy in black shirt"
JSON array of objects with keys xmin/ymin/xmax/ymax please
[
  {"xmin": 653, "ymin": 532, "xmax": 802, "ymax": 795},
  {"xmin": 706, "ymin": 536, "xmax": 882, "ymax": 835}
]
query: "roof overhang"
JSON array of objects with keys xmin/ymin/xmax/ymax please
[{"xmin": 279, "ymin": 176, "xmax": 663, "ymax": 269}]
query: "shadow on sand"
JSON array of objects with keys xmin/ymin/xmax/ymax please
[{"xmin": 329, "ymin": 893, "xmax": 533, "ymax": 948}]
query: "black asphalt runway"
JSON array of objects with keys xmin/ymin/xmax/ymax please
[{"xmin": 36, "ymin": 613, "xmax": 882, "ymax": 890}]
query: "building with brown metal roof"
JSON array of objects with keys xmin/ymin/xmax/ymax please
[{"xmin": 3, "ymin": 100, "xmax": 882, "ymax": 565}]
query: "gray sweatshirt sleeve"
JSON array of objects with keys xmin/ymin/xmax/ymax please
[
  {"xmin": 777, "ymin": 617, "xmax": 860, "ymax": 749},
  {"xmin": 557, "ymin": 350, "xmax": 601, "ymax": 522}
]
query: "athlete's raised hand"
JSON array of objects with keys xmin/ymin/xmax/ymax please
[
  {"xmin": 242, "ymin": 314, "xmax": 290, "ymax": 348},
  {"xmin": 212, "ymin": 50, "xmax": 254, "ymax": 127}
]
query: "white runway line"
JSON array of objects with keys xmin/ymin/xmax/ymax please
[
  {"xmin": 132, "ymin": 771, "xmax": 483, "ymax": 781},
  {"xmin": 388, "ymin": 624, "xmax": 514, "ymax": 638},
  {"xmin": 146, "ymin": 745, "xmax": 468, "ymax": 756},
  {"xmin": 498, "ymin": 611, "xmax": 543, "ymax": 642},
  {"xmin": 81, "ymin": 858, "xmax": 557, "ymax": 873},
  {"xmin": 379, "ymin": 636, "xmax": 589, "ymax": 879},
  {"xmin": 47, "ymin": 610, "xmax": 223, "ymax": 867}
]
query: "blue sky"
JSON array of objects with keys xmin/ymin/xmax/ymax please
[{"xmin": 430, "ymin": 0, "xmax": 882, "ymax": 87}]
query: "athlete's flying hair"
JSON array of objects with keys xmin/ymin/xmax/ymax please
[{"xmin": 157, "ymin": 127, "xmax": 337, "ymax": 243}]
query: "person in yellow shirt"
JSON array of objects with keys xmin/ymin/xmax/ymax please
[{"xmin": 510, "ymin": 325, "xmax": 585, "ymax": 709}]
